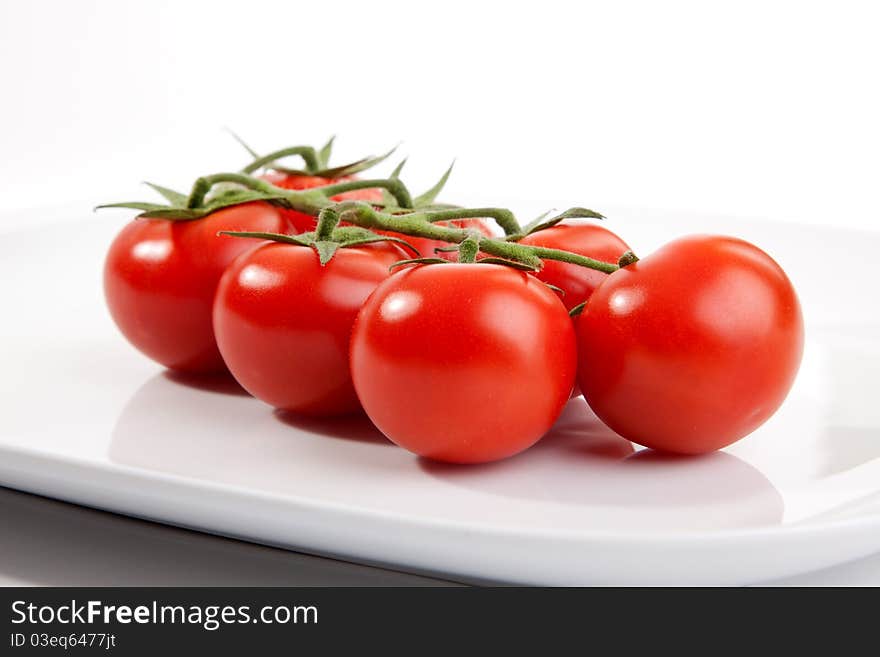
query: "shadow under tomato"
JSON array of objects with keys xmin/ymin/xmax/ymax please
[
  {"xmin": 109, "ymin": 371, "xmax": 784, "ymax": 532},
  {"xmin": 419, "ymin": 397, "xmax": 634, "ymax": 478},
  {"xmin": 109, "ymin": 371, "xmax": 398, "ymax": 488},
  {"xmin": 420, "ymin": 397, "xmax": 784, "ymax": 530},
  {"xmin": 273, "ymin": 409, "xmax": 393, "ymax": 446},
  {"xmin": 163, "ymin": 369, "xmax": 250, "ymax": 396},
  {"xmin": 110, "ymin": 371, "xmax": 269, "ymax": 476}
]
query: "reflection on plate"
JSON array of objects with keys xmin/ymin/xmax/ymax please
[
  {"xmin": 422, "ymin": 399, "xmax": 784, "ymax": 530},
  {"xmin": 110, "ymin": 374, "xmax": 784, "ymax": 533}
]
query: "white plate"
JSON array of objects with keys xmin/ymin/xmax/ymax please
[{"xmin": 1, "ymin": 205, "xmax": 878, "ymax": 585}]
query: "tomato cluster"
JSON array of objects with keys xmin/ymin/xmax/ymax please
[{"xmin": 103, "ymin": 140, "xmax": 804, "ymax": 463}]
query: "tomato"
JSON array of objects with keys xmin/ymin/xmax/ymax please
[
  {"xmin": 260, "ymin": 171, "xmax": 383, "ymax": 233},
  {"xmin": 520, "ymin": 220, "xmax": 630, "ymax": 399},
  {"xmin": 575, "ymin": 234, "xmax": 804, "ymax": 454},
  {"xmin": 519, "ymin": 220, "xmax": 630, "ymax": 310},
  {"xmin": 350, "ymin": 264, "xmax": 577, "ymax": 463},
  {"xmin": 104, "ymin": 202, "xmax": 289, "ymax": 373},
  {"xmin": 213, "ymin": 240, "xmax": 406, "ymax": 415}
]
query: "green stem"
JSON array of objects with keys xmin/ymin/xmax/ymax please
[
  {"xmin": 335, "ymin": 202, "xmax": 620, "ymax": 273},
  {"xmin": 186, "ymin": 173, "xmax": 280, "ymax": 208},
  {"xmin": 421, "ymin": 207, "xmax": 520, "ymax": 236},
  {"xmin": 522, "ymin": 245, "xmax": 620, "ymax": 274},
  {"xmin": 317, "ymin": 178, "xmax": 414, "ymax": 209},
  {"xmin": 315, "ymin": 207, "xmax": 341, "ymax": 241},
  {"xmin": 458, "ymin": 235, "xmax": 480, "ymax": 263},
  {"xmin": 240, "ymin": 146, "xmax": 321, "ymax": 174},
  {"xmin": 184, "ymin": 172, "xmax": 331, "ymax": 216},
  {"xmin": 179, "ymin": 177, "xmax": 619, "ymax": 274}
]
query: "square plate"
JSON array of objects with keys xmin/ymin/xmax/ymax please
[{"xmin": 1, "ymin": 205, "xmax": 878, "ymax": 585}]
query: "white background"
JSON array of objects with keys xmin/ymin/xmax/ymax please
[{"xmin": 1, "ymin": 0, "xmax": 878, "ymax": 231}]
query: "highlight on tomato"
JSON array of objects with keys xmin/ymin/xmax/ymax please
[
  {"xmin": 574, "ymin": 234, "xmax": 804, "ymax": 455},
  {"xmin": 350, "ymin": 262, "xmax": 578, "ymax": 464}
]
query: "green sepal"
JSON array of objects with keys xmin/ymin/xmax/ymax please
[
  {"xmin": 343, "ymin": 236, "xmax": 419, "ymax": 257},
  {"xmin": 143, "ymin": 182, "xmax": 188, "ymax": 205},
  {"xmin": 389, "ymin": 158, "xmax": 408, "ymax": 178},
  {"xmin": 522, "ymin": 207, "xmax": 606, "ymax": 236},
  {"xmin": 318, "ymin": 135, "xmax": 336, "ymax": 169},
  {"xmin": 95, "ymin": 201, "xmax": 174, "ymax": 213},
  {"xmin": 135, "ymin": 208, "xmax": 208, "ymax": 220},
  {"xmin": 225, "ymin": 129, "xmax": 261, "ymax": 158},
  {"xmin": 328, "ymin": 225, "xmax": 420, "ymax": 257},
  {"xmin": 569, "ymin": 301, "xmax": 587, "ymax": 317},
  {"xmin": 377, "ymin": 159, "xmax": 457, "ymax": 214},
  {"xmin": 221, "ymin": 225, "xmax": 420, "ymax": 263},
  {"xmin": 217, "ymin": 231, "xmax": 311, "ymax": 246},
  {"xmin": 477, "ymin": 257, "xmax": 539, "ymax": 272},
  {"xmin": 314, "ymin": 241, "xmax": 340, "ymax": 266},
  {"xmin": 234, "ymin": 137, "xmax": 396, "ymax": 178},
  {"xmin": 260, "ymin": 165, "xmax": 311, "ymax": 176},
  {"xmin": 509, "ymin": 209, "xmax": 553, "ymax": 238},
  {"xmin": 284, "ymin": 144, "xmax": 398, "ymax": 179},
  {"xmin": 100, "ymin": 187, "xmax": 291, "ymax": 221},
  {"xmin": 542, "ymin": 282, "xmax": 566, "ymax": 295},
  {"xmin": 413, "ymin": 161, "xmax": 454, "ymax": 207},
  {"xmin": 381, "ymin": 158, "xmax": 408, "ymax": 207},
  {"xmin": 389, "ymin": 257, "xmax": 449, "ymax": 270},
  {"xmin": 220, "ymin": 229, "xmax": 348, "ymax": 265}
]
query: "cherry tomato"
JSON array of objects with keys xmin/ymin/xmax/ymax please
[
  {"xmin": 576, "ymin": 234, "xmax": 804, "ymax": 454},
  {"xmin": 520, "ymin": 220, "xmax": 629, "ymax": 399},
  {"xmin": 519, "ymin": 220, "xmax": 630, "ymax": 310},
  {"xmin": 350, "ymin": 264, "xmax": 577, "ymax": 463},
  {"xmin": 213, "ymin": 240, "xmax": 406, "ymax": 415},
  {"xmin": 104, "ymin": 202, "xmax": 288, "ymax": 373},
  {"xmin": 261, "ymin": 171, "xmax": 382, "ymax": 233}
]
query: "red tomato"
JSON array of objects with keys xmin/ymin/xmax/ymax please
[
  {"xmin": 104, "ymin": 202, "xmax": 288, "ymax": 373},
  {"xmin": 519, "ymin": 220, "xmax": 630, "ymax": 310},
  {"xmin": 260, "ymin": 171, "xmax": 383, "ymax": 233},
  {"xmin": 520, "ymin": 220, "xmax": 629, "ymax": 400},
  {"xmin": 375, "ymin": 218, "xmax": 494, "ymax": 260},
  {"xmin": 213, "ymin": 240, "xmax": 406, "ymax": 415},
  {"xmin": 350, "ymin": 264, "xmax": 577, "ymax": 463},
  {"xmin": 576, "ymin": 234, "xmax": 804, "ymax": 454}
]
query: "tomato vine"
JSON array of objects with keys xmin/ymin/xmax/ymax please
[{"xmin": 103, "ymin": 170, "xmax": 634, "ymax": 275}]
